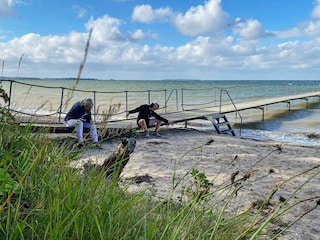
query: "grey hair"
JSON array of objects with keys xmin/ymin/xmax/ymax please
[{"xmin": 81, "ymin": 98, "xmax": 93, "ymax": 107}]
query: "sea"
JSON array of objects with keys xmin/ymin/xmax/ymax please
[{"xmin": 1, "ymin": 78, "xmax": 320, "ymax": 146}]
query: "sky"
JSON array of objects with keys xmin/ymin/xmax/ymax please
[{"xmin": 1, "ymin": 0, "xmax": 320, "ymax": 80}]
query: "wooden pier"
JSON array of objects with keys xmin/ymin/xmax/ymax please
[
  {"xmin": 160, "ymin": 91, "xmax": 320, "ymax": 123},
  {"xmin": 22, "ymin": 91, "xmax": 320, "ymax": 136}
]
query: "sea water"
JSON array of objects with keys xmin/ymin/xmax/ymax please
[{"xmin": 1, "ymin": 78, "xmax": 320, "ymax": 146}]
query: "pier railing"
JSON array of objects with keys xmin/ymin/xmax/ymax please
[
  {"xmin": 219, "ymin": 89, "xmax": 243, "ymax": 135},
  {"xmin": 0, "ymin": 80, "xmax": 179, "ymax": 123},
  {"xmin": 1, "ymin": 79, "xmax": 320, "ymax": 123},
  {"xmin": 180, "ymin": 81, "xmax": 320, "ymax": 111}
]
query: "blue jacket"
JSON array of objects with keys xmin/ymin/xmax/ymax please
[{"xmin": 65, "ymin": 102, "xmax": 92, "ymax": 122}]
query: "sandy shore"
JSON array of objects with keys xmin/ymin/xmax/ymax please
[{"xmin": 71, "ymin": 127, "xmax": 320, "ymax": 239}]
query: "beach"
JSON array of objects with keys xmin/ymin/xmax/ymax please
[{"xmin": 71, "ymin": 127, "xmax": 320, "ymax": 240}]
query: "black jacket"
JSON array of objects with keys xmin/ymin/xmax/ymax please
[{"xmin": 129, "ymin": 104, "xmax": 168, "ymax": 126}]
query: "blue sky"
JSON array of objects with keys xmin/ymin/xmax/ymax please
[{"xmin": 1, "ymin": 0, "xmax": 320, "ymax": 80}]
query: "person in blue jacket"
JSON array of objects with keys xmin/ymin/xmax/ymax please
[
  {"xmin": 64, "ymin": 98, "xmax": 99, "ymax": 148},
  {"xmin": 126, "ymin": 102, "xmax": 173, "ymax": 138}
]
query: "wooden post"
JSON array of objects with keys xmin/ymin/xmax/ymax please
[
  {"xmin": 7, "ymin": 80, "xmax": 13, "ymax": 111},
  {"xmin": 83, "ymin": 138, "xmax": 136, "ymax": 181},
  {"xmin": 58, "ymin": 87, "xmax": 65, "ymax": 122}
]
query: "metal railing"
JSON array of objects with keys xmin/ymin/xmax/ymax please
[
  {"xmin": 219, "ymin": 89, "xmax": 243, "ymax": 136},
  {"xmin": 164, "ymin": 89, "xmax": 179, "ymax": 113},
  {"xmin": 180, "ymin": 81, "xmax": 320, "ymax": 111},
  {"xmin": 0, "ymin": 79, "xmax": 179, "ymax": 123},
  {"xmin": 181, "ymin": 87, "xmax": 219, "ymax": 111}
]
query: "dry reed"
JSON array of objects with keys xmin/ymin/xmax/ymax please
[{"xmin": 63, "ymin": 28, "xmax": 93, "ymax": 110}]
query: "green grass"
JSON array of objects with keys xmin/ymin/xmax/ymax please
[{"xmin": 0, "ymin": 103, "xmax": 319, "ymax": 239}]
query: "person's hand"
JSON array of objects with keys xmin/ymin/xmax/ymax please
[
  {"xmin": 168, "ymin": 121, "xmax": 174, "ymax": 126},
  {"xmin": 90, "ymin": 120, "xmax": 94, "ymax": 125},
  {"xmin": 126, "ymin": 112, "xmax": 130, "ymax": 119}
]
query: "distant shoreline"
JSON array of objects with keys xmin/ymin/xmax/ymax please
[{"xmin": 1, "ymin": 77, "xmax": 320, "ymax": 82}]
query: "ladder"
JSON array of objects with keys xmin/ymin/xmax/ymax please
[{"xmin": 205, "ymin": 114, "xmax": 236, "ymax": 136}]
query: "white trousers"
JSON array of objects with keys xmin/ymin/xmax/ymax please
[{"xmin": 65, "ymin": 119, "xmax": 98, "ymax": 143}]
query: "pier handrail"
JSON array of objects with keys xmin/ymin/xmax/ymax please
[
  {"xmin": 0, "ymin": 79, "xmax": 180, "ymax": 122},
  {"xmin": 164, "ymin": 89, "xmax": 179, "ymax": 113},
  {"xmin": 181, "ymin": 87, "xmax": 219, "ymax": 111},
  {"xmin": 219, "ymin": 89, "xmax": 243, "ymax": 136}
]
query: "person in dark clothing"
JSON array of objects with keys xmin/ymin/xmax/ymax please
[
  {"xmin": 64, "ymin": 98, "xmax": 99, "ymax": 148},
  {"xmin": 126, "ymin": 103, "xmax": 173, "ymax": 138}
]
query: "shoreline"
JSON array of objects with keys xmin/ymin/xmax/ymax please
[{"xmin": 72, "ymin": 127, "xmax": 320, "ymax": 239}]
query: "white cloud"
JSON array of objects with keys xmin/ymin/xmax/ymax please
[
  {"xmin": 275, "ymin": 27, "xmax": 302, "ymax": 39},
  {"xmin": 127, "ymin": 29, "xmax": 159, "ymax": 41},
  {"xmin": 85, "ymin": 15, "xmax": 124, "ymax": 43},
  {"xmin": 128, "ymin": 29, "xmax": 145, "ymax": 41},
  {"xmin": 2, "ymin": 3, "xmax": 320, "ymax": 80},
  {"xmin": 85, "ymin": 15, "xmax": 158, "ymax": 45},
  {"xmin": 0, "ymin": 15, "xmax": 165, "ymax": 78},
  {"xmin": 174, "ymin": 0, "xmax": 228, "ymax": 36},
  {"xmin": 132, "ymin": 5, "xmax": 154, "ymax": 23},
  {"xmin": 276, "ymin": 20, "xmax": 320, "ymax": 39},
  {"xmin": 72, "ymin": 5, "xmax": 87, "ymax": 18},
  {"xmin": 1, "ymin": 32, "xmax": 87, "ymax": 64},
  {"xmin": 302, "ymin": 20, "xmax": 320, "ymax": 37},
  {"xmin": 132, "ymin": 4, "xmax": 173, "ymax": 23},
  {"xmin": 232, "ymin": 18, "xmax": 275, "ymax": 40},
  {"xmin": 0, "ymin": 0, "xmax": 13, "ymax": 16},
  {"xmin": 274, "ymin": 0, "xmax": 320, "ymax": 39},
  {"xmin": 2, "ymin": 24, "xmax": 320, "ymax": 80},
  {"xmin": 311, "ymin": 0, "xmax": 320, "ymax": 18},
  {"xmin": 0, "ymin": 0, "xmax": 24, "ymax": 17}
]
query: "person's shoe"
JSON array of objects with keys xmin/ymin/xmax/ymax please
[
  {"xmin": 154, "ymin": 132, "xmax": 161, "ymax": 137},
  {"xmin": 92, "ymin": 142, "xmax": 102, "ymax": 149},
  {"xmin": 145, "ymin": 132, "xmax": 150, "ymax": 139},
  {"xmin": 78, "ymin": 143, "xmax": 85, "ymax": 149}
]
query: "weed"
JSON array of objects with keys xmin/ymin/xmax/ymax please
[{"xmin": 182, "ymin": 168, "xmax": 213, "ymax": 203}]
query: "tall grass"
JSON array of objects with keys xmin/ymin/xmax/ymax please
[
  {"xmin": 0, "ymin": 95, "xmax": 250, "ymax": 239},
  {"xmin": 1, "ymin": 60, "xmax": 4, "ymax": 78},
  {"xmin": 0, "ymin": 118, "xmax": 248, "ymax": 239},
  {"xmin": 16, "ymin": 52, "xmax": 25, "ymax": 78}
]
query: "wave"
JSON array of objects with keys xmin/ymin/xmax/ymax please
[{"xmin": 239, "ymin": 129, "xmax": 320, "ymax": 146}]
